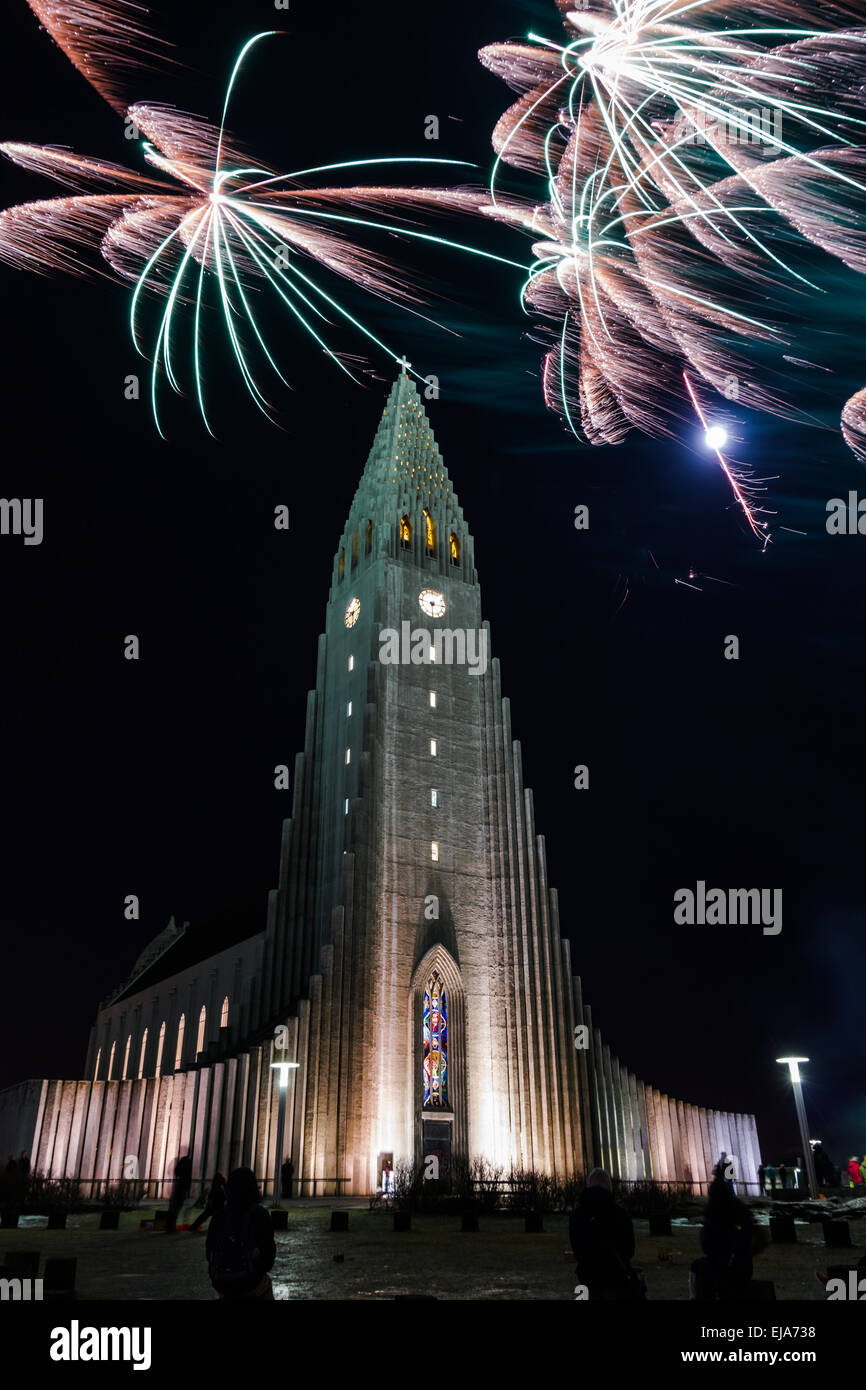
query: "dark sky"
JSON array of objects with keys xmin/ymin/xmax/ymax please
[{"xmin": 0, "ymin": 0, "xmax": 863, "ymax": 1169}]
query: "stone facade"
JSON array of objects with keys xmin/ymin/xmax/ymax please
[{"xmin": 0, "ymin": 371, "xmax": 761, "ymax": 1197}]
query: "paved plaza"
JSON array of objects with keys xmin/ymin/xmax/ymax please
[{"xmin": 2, "ymin": 1203, "xmax": 863, "ymax": 1300}]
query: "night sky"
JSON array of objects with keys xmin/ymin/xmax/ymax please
[{"xmin": 0, "ymin": 0, "xmax": 863, "ymax": 1171}]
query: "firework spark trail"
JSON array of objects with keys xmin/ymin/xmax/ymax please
[
  {"xmin": 480, "ymin": 0, "xmax": 866, "ymax": 472},
  {"xmin": 682, "ymin": 367, "xmax": 771, "ymax": 543},
  {"xmin": 0, "ymin": 5, "xmax": 524, "ymax": 433}
]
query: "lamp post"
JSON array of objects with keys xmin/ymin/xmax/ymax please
[
  {"xmin": 776, "ymin": 1057, "xmax": 818, "ymax": 1198},
  {"xmin": 270, "ymin": 1061, "xmax": 299, "ymax": 1206}
]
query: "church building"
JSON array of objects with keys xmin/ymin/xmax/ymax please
[{"xmin": 0, "ymin": 370, "xmax": 761, "ymax": 1197}]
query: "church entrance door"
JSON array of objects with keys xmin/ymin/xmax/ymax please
[{"xmin": 422, "ymin": 1118, "xmax": 452, "ymax": 1190}]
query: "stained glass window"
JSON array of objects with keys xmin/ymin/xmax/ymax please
[
  {"xmin": 422, "ymin": 509, "xmax": 436, "ymax": 552},
  {"xmin": 423, "ymin": 972, "xmax": 448, "ymax": 1108},
  {"xmin": 400, "ymin": 515, "xmax": 412, "ymax": 547}
]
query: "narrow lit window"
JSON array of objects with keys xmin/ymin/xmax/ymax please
[
  {"xmin": 155, "ymin": 1021, "xmax": 166, "ymax": 1077},
  {"xmin": 347, "ymin": 700, "xmax": 352, "ymax": 717},
  {"xmin": 449, "ymin": 533, "xmax": 460, "ymax": 565},
  {"xmin": 345, "ymin": 747, "xmax": 351, "ymax": 765},
  {"xmin": 430, "ymin": 738, "xmax": 438, "ymax": 756},
  {"xmin": 351, "ymin": 532, "xmax": 359, "ymax": 571},
  {"xmin": 431, "ymin": 788, "xmax": 438, "ymax": 807},
  {"xmin": 338, "ymin": 550, "xmax": 345, "ymax": 581},
  {"xmin": 429, "ymin": 691, "xmax": 437, "ymax": 708},
  {"xmin": 365, "ymin": 519, "xmax": 373, "ymax": 555},
  {"xmin": 422, "ymin": 508, "xmax": 436, "ymax": 553},
  {"xmin": 431, "ymin": 842, "xmax": 439, "ymax": 862},
  {"xmin": 138, "ymin": 1028, "xmax": 148, "ymax": 1080},
  {"xmin": 220, "ymin": 996, "xmax": 229, "ymax": 1029},
  {"xmin": 344, "ymin": 798, "xmax": 349, "ymax": 815},
  {"xmin": 175, "ymin": 1015, "xmax": 185, "ymax": 1071},
  {"xmin": 348, "ymin": 655, "xmax": 354, "ymax": 672},
  {"xmin": 196, "ymin": 1005, "xmax": 207, "ymax": 1056}
]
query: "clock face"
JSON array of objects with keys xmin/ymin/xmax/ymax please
[
  {"xmin": 344, "ymin": 597, "xmax": 361, "ymax": 629},
  {"xmin": 419, "ymin": 589, "xmax": 446, "ymax": 618}
]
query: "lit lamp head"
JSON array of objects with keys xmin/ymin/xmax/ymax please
[
  {"xmin": 704, "ymin": 424, "xmax": 728, "ymax": 450},
  {"xmin": 776, "ymin": 1056, "xmax": 808, "ymax": 1084},
  {"xmin": 270, "ymin": 1061, "xmax": 299, "ymax": 1089}
]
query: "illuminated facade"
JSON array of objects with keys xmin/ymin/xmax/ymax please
[{"xmin": 0, "ymin": 369, "xmax": 761, "ymax": 1198}]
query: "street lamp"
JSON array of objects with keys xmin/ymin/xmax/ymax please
[
  {"xmin": 270, "ymin": 1061, "xmax": 299, "ymax": 1206},
  {"xmin": 776, "ymin": 1057, "xmax": 818, "ymax": 1198}
]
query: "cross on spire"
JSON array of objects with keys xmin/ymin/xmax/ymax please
[{"xmin": 397, "ymin": 355, "xmax": 412, "ymax": 375}]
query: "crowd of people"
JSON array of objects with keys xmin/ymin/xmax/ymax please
[{"xmin": 756, "ymin": 1144, "xmax": 866, "ymax": 1193}]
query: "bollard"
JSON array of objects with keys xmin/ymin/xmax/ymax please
[
  {"xmin": 649, "ymin": 1214, "xmax": 672, "ymax": 1237},
  {"xmin": 44, "ymin": 1257, "xmax": 77, "ymax": 1301},
  {"xmin": 746, "ymin": 1279, "xmax": 776, "ymax": 1300},
  {"xmin": 99, "ymin": 1209, "xmax": 120, "ymax": 1231},
  {"xmin": 823, "ymin": 1220, "xmax": 852, "ymax": 1248},
  {"xmin": 460, "ymin": 1213, "xmax": 479, "ymax": 1233},
  {"xmin": 524, "ymin": 1213, "xmax": 544, "ymax": 1234},
  {"xmin": 46, "ymin": 1209, "xmax": 67, "ymax": 1230},
  {"xmin": 270, "ymin": 1209, "xmax": 289, "ymax": 1232},
  {"xmin": 769, "ymin": 1215, "xmax": 797, "ymax": 1244},
  {"xmin": 330, "ymin": 1211, "xmax": 349, "ymax": 1233},
  {"xmin": 393, "ymin": 1211, "xmax": 411, "ymax": 1232}
]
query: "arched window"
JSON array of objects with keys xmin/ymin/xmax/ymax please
[
  {"xmin": 365, "ymin": 519, "xmax": 373, "ymax": 555},
  {"xmin": 155, "ymin": 1021, "xmax": 166, "ymax": 1078},
  {"xmin": 138, "ymin": 1028, "xmax": 148, "ymax": 1080},
  {"xmin": 422, "ymin": 509, "xmax": 436, "ymax": 553},
  {"xmin": 196, "ymin": 1005, "xmax": 207, "ymax": 1057},
  {"xmin": 449, "ymin": 533, "xmax": 460, "ymax": 565},
  {"xmin": 400, "ymin": 515, "xmax": 412, "ymax": 548},
  {"xmin": 220, "ymin": 996, "xmax": 229, "ymax": 1028},
  {"xmin": 107, "ymin": 1040, "xmax": 116, "ymax": 1081},
  {"xmin": 351, "ymin": 532, "xmax": 358, "ymax": 571},
  {"xmin": 93, "ymin": 1048, "xmax": 102, "ymax": 1082},
  {"xmin": 174, "ymin": 1015, "xmax": 185, "ymax": 1071},
  {"xmin": 121, "ymin": 1034, "xmax": 132, "ymax": 1080},
  {"xmin": 423, "ymin": 972, "xmax": 448, "ymax": 1108},
  {"xmin": 338, "ymin": 550, "xmax": 345, "ymax": 581}
]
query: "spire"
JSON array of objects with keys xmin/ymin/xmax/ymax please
[{"xmin": 347, "ymin": 363, "xmax": 458, "ymax": 522}]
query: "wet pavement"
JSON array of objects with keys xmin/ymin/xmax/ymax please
[{"xmin": 1, "ymin": 1204, "xmax": 862, "ymax": 1300}]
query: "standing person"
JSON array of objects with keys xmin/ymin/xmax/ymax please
[
  {"xmin": 847, "ymin": 1157, "xmax": 863, "ymax": 1189},
  {"xmin": 166, "ymin": 1154, "xmax": 192, "ymax": 1232},
  {"xmin": 757, "ymin": 1163, "xmax": 766, "ymax": 1194},
  {"xmin": 691, "ymin": 1177, "xmax": 759, "ymax": 1301},
  {"xmin": 206, "ymin": 1167, "xmax": 276, "ymax": 1300},
  {"xmin": 280, "ymin": 1158, "xmax": 293, "ymax": 1200},
  {"xmin": 570, "ymin": 1169, "xmax": 643, "ymax": 1301},
  {"xmin": 190, "ymin": 1171, "xmax": 226, "ymax": 1233}
]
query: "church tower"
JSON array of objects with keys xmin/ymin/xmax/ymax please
[
  {"xmin": 1, "ymin": 368, "xmax": 761, "ymax": 1202},
  {"xmin": 255, "ymin": 364, "xmax": 590, "ymax": 1194}
]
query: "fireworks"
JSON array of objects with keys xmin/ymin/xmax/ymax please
[
  {"xmin": 480, "ymin": 0, "xmax": 866, "ymax": 472},
  {"xmin": 0, "ymin": 6, "xmax": 501, "ymax": 434}
]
